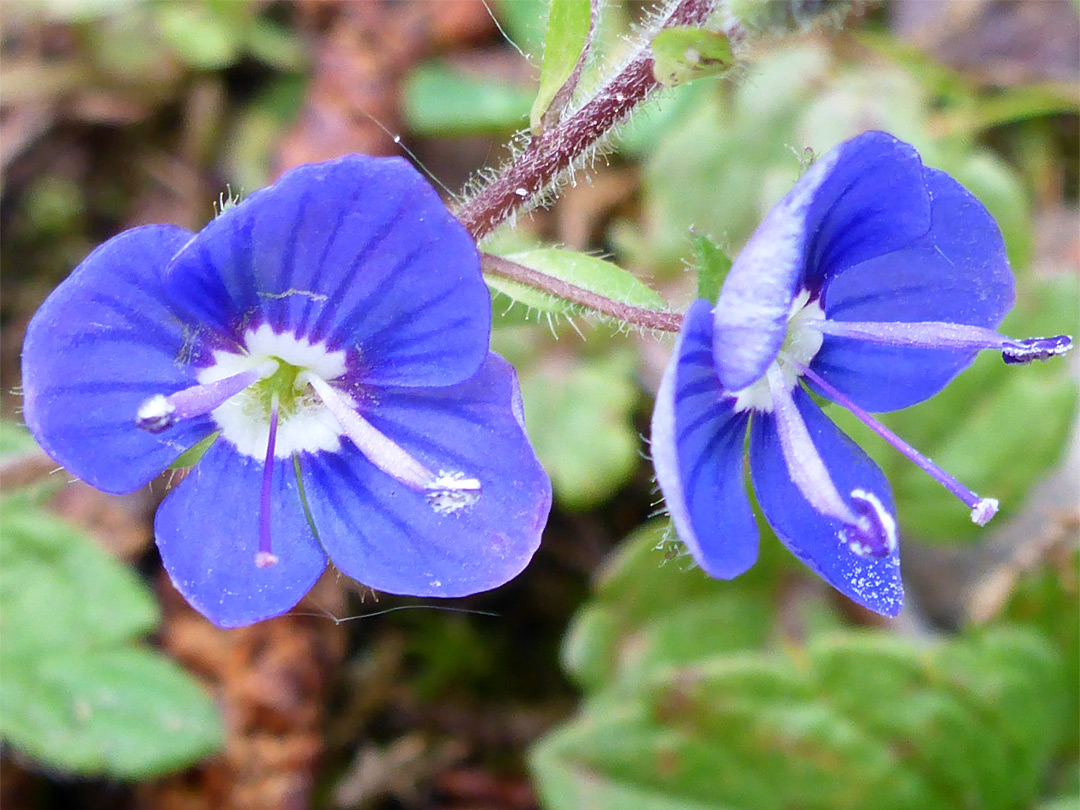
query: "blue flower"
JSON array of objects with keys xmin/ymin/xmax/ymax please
[
  {"xmin": 651, "ymin": 131, "xmax": 1072, "ymax": 616},
  {"xmin": 22, "ymin": 155, "xmax": 552, "ymax": 628}
]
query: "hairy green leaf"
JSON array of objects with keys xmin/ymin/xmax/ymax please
[
  {"xmin": 530, "ymin": 0, "xmax": 593, "ymax": 133},
  {"xmin": 489, "ymin": 248, "xmax": 668, "ymax": 322},
  {"xmin": 652, "ymin": 27, "xmax": 735, "ymax": 87}
]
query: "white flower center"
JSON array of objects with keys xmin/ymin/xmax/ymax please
[
  {"xmin": 198, "ymin": 325, "xmax": 349, "ymax": 459},
  {"xmin": 731, "ymin": 290, "xmax": 825, "ymax": 412}
]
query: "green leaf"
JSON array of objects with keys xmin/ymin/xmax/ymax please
[
  {"xmin": 517, "ymin": 348, "xmax": 640, "ymax": 510},
  {"xmin": 0, "ymin": 495, "xmax": 159, "ymax": 657},
  {"xmin": 1, "ymin": 647, "xmax": 223, "ymax": 778},
  {"xmin": 530, "ymin": 0, "xmax": 592, "ymax": 133},
  {"xmin": 154, "ymin": 3, "xmax": 241, "ymax": 70},
  {"xmin": 532, "ymin": 627, "xmax": 1069, "ymax": 810},
  {"xmin": 403, "ymin": 61, "xmax": 533, "ymax": 136},
  {"xmin": 489, "ymin": 248, "xmax": 668, "ymax": 322},
  {"xmin": 169, "ymin": 431, "xmax": 219, "ymax": 470},
  {"xmin": 652, "ymin": 27, "xmax": 735, "ymax": 87},
  {"xmin": 690, "ymin": 231, "xmax": 731, "ymax": 304},
  {"xmin": 562, "ymin": 521, "xmax": 776, "ymax": 693},
  {"xmin": 244, "ymin": 18, "xmax": 308, "ymax": 72},
  {"xmin": 495, "ymin": 0, "xmax": 549, "ymax": 58}
]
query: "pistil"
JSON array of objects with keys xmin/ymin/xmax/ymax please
[
  {"xmin": 795, "ymin": 360, "xmax": 999, "ymax": 526},
  {"xmin": 255, "ymin": 394, "xmax": 280, "ymax": 568},
  {"xmin": 812, "ymin": 320, "xmax": 1072, "ymax": 364},
  {"xmin": 136, "ymin": 359, "xmax": 279, "ymax": 433}
]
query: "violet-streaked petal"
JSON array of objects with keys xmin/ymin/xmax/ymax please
[
  {"xmin": 162, "ymin": 156, "xmax": 490, "ymax": 388},
  {"xmin": 749, "ymin": 388, "xmax": 903, "ymax": 617},
  {"xmin": 652, "ymin": 299, "xmax": 757, "ymax": 579},
  {"xmin": 802, "ymin": 131, "xmax": 931, "ymax": 289},
  {"xmin": 21, "ymin": 226, "xmax": 215, "ymax": 494},
  {"xmin": 711, "ymin": 147, "xmax": 839, "ymax": 391},
  {"xmin": 300, "ymin": 354, "xmax": 550, "ymax": 598},
  {"xmin": 813, "ymin": 166, "xmax": 1014, "ymax": 412},
  {"xmin": 155, "ymin": 440, "xmax": 327, "ymax": 628}
]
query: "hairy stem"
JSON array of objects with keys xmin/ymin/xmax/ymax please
[
  {"xmin": 482, "ymin": 253, "xmax": 682, "ymax": 332},
  {"xmin": 456, "ymin": 0, "xmax": 734, "ymax": 241}
]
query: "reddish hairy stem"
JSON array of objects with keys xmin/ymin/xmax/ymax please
[
  {"xmin": 482, "ymin": 253, "xmax": 682, "ymax": 332},
  {"xmin": 456, "ymin": 0, "xmax": 732, "ymax": 241}
]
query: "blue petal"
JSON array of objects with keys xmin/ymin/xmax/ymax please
[
  {"xmin": 21, "ymin": 226, "xmax": 215, "ymax": 494},
  {"xmin": 652, "ymin": 299, "xmax": 757, "ymax": 578},
  {"xmin": 749, "ymin": 388, "xmax": 903, "ymax": 617},
  {"xmin": 812, "ymin": 167, "xmax": 1014, "ymax": 411},
  {"xmin": 711, "ymin": 131, "xmax": 930, "ymax": 391},
  {"xmin": 301, "ymin": 355, "xmax": 550, "ymax": 597},
  {"xmin": 155, "ymin": 441, "xmax": 327, "ymax": 628},
  {"xmin": 802, "ymin": 131, "xmax": 931, "ymax": 290},
  {"xmin": 162, "ymin": 156, "xmax": 490, "ymax": 387}
]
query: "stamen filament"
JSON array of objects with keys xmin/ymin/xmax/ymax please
[
  {"xmin": 136, "ymin": 359, "xmax": 279, "ymax": 433},
  {"xmin": 765, "ymin": 366, "xmax": 857, "ymax": 525},
  {"xmin": 302, "ymin": 373, "xmax": 434, "ymax": 490},
  {"xmin": 256, "ymin": 394, "xmax": 280, "ymax": 568},
  {"xmin": 812, "ymin": 319, "xmax": 1072, "ymax": 364},
  {"xmin": 795, "ymin": 360, "xmax": 998, "ymax": 526}
]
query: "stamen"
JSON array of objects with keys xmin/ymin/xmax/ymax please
[
  {"xmin": 303, "ymin": 373, "xmax": 483, "ymax": 512},
  {"xmin": 812, "ymin": 320, "xmax": 1072, "ymax": 365},
  {"xmin": 795, "ymin": 360, "xmax": 999, "ymax": 526},
  {"xmin": 765, "ymin": 366, "xmax": 857, "ymax": 525},
  {"xmin": 1002, "ymin": 335, "xmax": 1073, "ymax": 364},
  {"xmin": 256, "ymin": 393, "xmax": 280, "ymax": 569},
  {"xmin": 427, "ymin": 471, "xmax": 482, "ymax": 515},
  {"xmin": 136, "ymin": 359, "xmax": 279, "ymax": 433},
  {"xmin": 302, "ymin": 373, "xmax": 432, "ymax": 488}
]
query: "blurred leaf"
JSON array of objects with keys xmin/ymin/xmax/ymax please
[
  {"xmin": 1, "ymin": 647, "xmax": 222, "ymax": 779},
  {"xmin": 518, "ymin": 349, "xmax": 640, "ymax": 510},
  {"xmin": 0, "ymin": 421, "xmax": 38, "ymax": 462},
  {"xmin": 0, "ymin": 495, "xmax": 159, "ymax": 657},
  {"xmin": 489, "ymin": 248, "xmax": 669, "ymax": 323},
  {"xmin": 495, "ymin": 0, "xmax": 549, "ymax": 59},
  {"xmin": 1036, "ymin": 797, "xmax": 1080, "ymax": 810},
  {"xmin": 0, "ymin": 495, "xmax": 223, "ymax": 777},
  {"xmin": 998, "ymin": 549, "xmax": 1080, "ymax": 753},
  {"xmin": 652, "ymin": 27, "xmax": 734, "ymax": 87},
  {"xmin": 223, "ymin": 75, "xmax": 306, "ymax": 190},
  {"xmin": 562, "ymin": 522, "xmax": 777, "ymax": 693},
  {"xmin": 615, "ymin": 80, "xmax": 709, "ymax": 158},
  {"xmin": 690, "ymin": 231, "xmax": 731, "ymax": 304},
  {"xmin": 403, "ymin": 61, "xmax": 533, "ymax": 136},
  {"xmin": 832, "ymin": 275, "xmax": 1079, "ymax": 542},
  {"xmin": 244, "ymin": 17, "xmax": 307, "ymax": 72},
  {"xmin": 531, "ymin": 0, "xmax": 592, "ymax": 132},
  {"xmin": 155, "ymin": 3, "xmax": 240, "ymax": 70},
  {"xmin": 533, "ymin": 627, "xmax": 1069, "ymax": 810}
]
